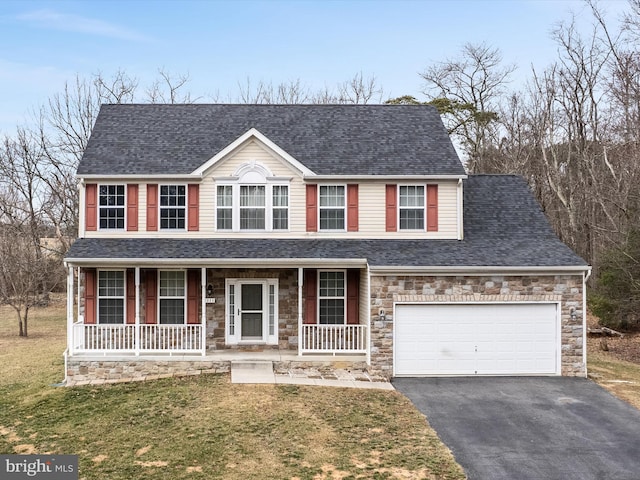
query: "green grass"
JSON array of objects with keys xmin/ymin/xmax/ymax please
[{"xmin": 0, "ymin": 301, "xmax": 465, "ymax": 480}]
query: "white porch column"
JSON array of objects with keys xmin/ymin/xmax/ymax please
[
  {"xmin": 66, "ymin": 265, "xmax": 74, "ymax": 356},
  {"xmin": 298, "ymin": 267, "xmax": 303, "ymax": 357},
  {"xmin": 135, "ymin": 267, "xmax": 140, "ymax": 356},
  {"xmin": 201, "ymin": 267, "xmax": 207, "ymax": 356},
  {"xmin": 365, "ymin": 264, "xmax": 371, "ymax": 366}
]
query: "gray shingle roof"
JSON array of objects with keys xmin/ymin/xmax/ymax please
[
  {"xmin": 65, "ymin": 175, "xmax": 587, "ymax": 268},
  {"xmin": 78, "ymin": 104, "xmax": 466, "ymax": 176}
]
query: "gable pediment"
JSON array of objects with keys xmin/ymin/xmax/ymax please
[{"xmin": 193, "ymin": 128, "xmax": 315, "ymax": 179}]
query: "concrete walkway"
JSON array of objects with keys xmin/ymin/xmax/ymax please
[{"xmin": 231, "ymin": 361, "xmax": 394, "ymax": 390}]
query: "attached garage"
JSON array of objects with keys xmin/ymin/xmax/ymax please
[{"xmin": 394, "ymin": 303, "xmax": 560, "ymax": 376}]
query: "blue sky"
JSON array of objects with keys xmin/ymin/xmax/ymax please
[{"xmin": 0, "ymin": 0, "xmax": 628, "ymax": 134}]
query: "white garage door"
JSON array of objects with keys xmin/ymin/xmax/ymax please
[{"xmin": 395, "ymin": 303, "xmax": 559, "ymax": 376}]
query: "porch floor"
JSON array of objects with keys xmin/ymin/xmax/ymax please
[{"xmin": 68, "ymin": 349, "xmax": 368, "ymax": 363}]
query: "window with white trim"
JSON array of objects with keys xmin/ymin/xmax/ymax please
[
  {"xmin": 240, "ymin": 185, "xmax": 266, "ymax": 230},
  {"xmin": 272, "ymin": 185, "xmax": 288, "ymax": 230},
  {"xmin": 215, "ymin": 162, "xmax": 289, "ymax": 232},
  {"xmin": 319, "ymin": 185, "xmax": 345, "ymax": 230},
  {"xmin": 160, "ymin": 185, "xmax": 186, "ymax": 230},
  {"xmin": 399, "ymin": 185, "xmax": 425, "ymax": 230},
  {"xmin": 99, "ymin": 185, "xmax": 125, "ymax": 229},
  {"xmin": 159, "ymin": 271, "xmax": 185, "ymax": 324},
  {"xmin": 318, "ymin": 271, "xmax": 345, "ymax": 324},
  {"xmin": 98, "ymin": 270, "xmax": 125, "ymax": 324},
  {"xmin": 216, "ymin": 185, "xmax": 233, "ymax": 230}
]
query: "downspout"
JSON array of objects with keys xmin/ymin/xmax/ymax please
[
  {"xmin": 457, "ymin": 178, "xmax": 464, "ymax": 240},
  {"xmin": 583, "ymin": 268, "xmax": 592, "ymax": 376}
]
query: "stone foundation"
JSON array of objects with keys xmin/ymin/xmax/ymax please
[
  {"xmin": 66, "ymin": 357, "xmax": 371, "ymax": 386},
  {"xmin": 66, "ymin": 359, "xmax": 231, "ymax": 386}
]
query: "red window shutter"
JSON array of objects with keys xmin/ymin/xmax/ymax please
[
  {"xmin": 84, "ymin": 268, "xmax": 97, "ymax": 324},
  {"xmin": 147, "ymin": 184, "xmax": 158, "ymax": 231},
  {"xmin": 145, "ymin": 270, "xmax": 157, "ymax": 324},
  {"xmin": 85, "ymin": 184, "xmax": 98, "ymax": 231},
  {"xmin": 346, "ymin": 269, "xmax": 360, "ymax": 325},
  {"xmin": 347, "ymin": 184, "xmax": 359, "ymax": 232},
  {"xmin": 126, "ymin": 270, "xmax": 136, "ymax": 324},
  {"xmin": 427, "ymin": 184, "xmax": 439, "ymax": 232},
  {"xmin": 303, "ymin": 269, "xmax": 317, "ymax": 324},
  {"xmin": 188, "ymin": 184, "xmax": 200, "ymax": 231},
  {"xmin": 306, "ymin": 184, "xmax": 318, "ymax": 232},
  {"xmin": 126, "ymin": 184, "xmax": 139, "ymax": 231},
  {"xmin": 385, "ymin": 184, "xmax": 397, "ymax": 232},
  {"xmin": 187, "ymin": 270, "xmax": 199, "ymax": 324}
]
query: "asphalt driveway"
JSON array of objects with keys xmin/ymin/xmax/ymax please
[{"xmin": 393, "ymin": 377, "xmax": 640, "ymax": 480}]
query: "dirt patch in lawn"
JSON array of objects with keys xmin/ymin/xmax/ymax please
[
  {"xmin": 587, "ymin": 312, "xmax": 640, "ymax": 410},
  {"xmin": 0, "ymin": 305, "xmax": 465, "ymax": 480}
]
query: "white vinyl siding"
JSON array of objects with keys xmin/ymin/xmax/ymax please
[{"xmin": 80, "ymin": 138, "xmax": 462, "ymax": 238}]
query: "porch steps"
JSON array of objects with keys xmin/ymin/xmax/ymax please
[{"xmin": 230, "ymin": 360, "xmax": 276, "ymax": 384}]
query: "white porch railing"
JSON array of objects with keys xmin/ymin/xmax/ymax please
[
  {"xmin": 300, "ymin": 324, "xmax": 367, "ymax": 354},
  {"xmin": 72, "ymin": 322, "xmax": 203, "ymax": 355}
]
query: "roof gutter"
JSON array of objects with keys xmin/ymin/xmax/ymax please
[
  {"xmin": 305, "ymin": 174, "xmax": 468, "ymax": 181},
  {"xmin": 77, "ymin": 174, "xmax": 203, "ymax": 181},
  {"xmin": 64, "ymin": 257, "xmax": 369, "ymax": 268},
  {"xmin": 369, "ymin": 265, "xmax": 592, "ymax": 275}
]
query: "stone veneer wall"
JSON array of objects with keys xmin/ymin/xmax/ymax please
[
  {"xmin": 368, "ymin": 274, "xmax": 585, "ymax": 379},
  {"xmin": 205, "ymin": 268, "xmax": 298, "ymax": 351},
  {"xmin": 66, "ymin": 359, "xmax": 231, "ymax": 385}
]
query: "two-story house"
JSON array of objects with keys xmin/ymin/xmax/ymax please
[{"xmin": 63, "ymin": 104, "xmax": 590, "ymax": 383}]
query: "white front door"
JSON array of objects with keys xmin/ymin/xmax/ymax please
[{"xmin": 226, "ymin": 279, "xmax": 278, "ymax": 345}]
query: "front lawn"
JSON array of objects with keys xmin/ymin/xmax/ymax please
[{"xmin": 0, "ymin": 301, "xmax": 465, "ymax": 480}]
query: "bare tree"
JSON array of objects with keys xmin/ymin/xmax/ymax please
[
  {"xmin": 236, "ymin": 73, "xmax": 383, "ymax": 104},
  {"xmin": 146, "ymin": 68, "xmax": 198, "ymax": 104},
  {"xmin": 420, "ymin": 42, "xmax": 516, "ymax": 172},
  {"xmin": 0, "ymin": 222, "xmax": 61, "ymax": 337}
]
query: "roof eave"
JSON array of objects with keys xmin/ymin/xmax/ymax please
[
  {"xmin": 369, "ymin": 265, "xmax": 591, "ymax": 275},
  {"xmin": 306, "ymin": 174, "xmax": 468, "ymax": 181},
  {"xmin": 64, "ymin": 257, "xmax": 369, "ymax": 268}
]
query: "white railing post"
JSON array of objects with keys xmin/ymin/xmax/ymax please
[
  {"xmin": 135, "ymin": 267, "xmax": 140, "ymax": 356},
  {"xmin": 66, "ymin": 266, "xmax": 74, "ymax": 355},
  {"xmin": 201, "ymin": 267, "xmax": 207, "ymax": 356}
]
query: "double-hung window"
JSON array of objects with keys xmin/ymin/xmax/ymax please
[
  {"xmin": 318, "ymin": 271, "xmax": 345, "ymax": 324},
  {"xmin": 98, "ymin": 270, "xmax": 125, "ymax": 324},
  {"xmin": 99, "ymin": 185, "xmax": 125, "ymax": 229},
  {"xmin": 159, "ymin": 271, "xmax": 185, "ymax": 324},
  {"xmin": 319, "ymin": 185, "xmax": 345, "ymax": 230},
  {"xmin": 272, "ymin": 185, "xmax": 289, "ymax": 230},
  {"xmin": 240, "ymin": 185, "xmax": 266, "ymax": 230},
  {"xmin": 399, "ymin": 185, "xmax": 425, "ymax": 230},
  {"xmin": 160, "ymin": 185, "xmax": 186, "ymax": 230},
  {"xmin": 217, "ymin": 185, "xmax": 233, "ymax": 230}
]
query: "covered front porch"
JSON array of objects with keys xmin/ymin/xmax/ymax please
[{"xmin": 65, "ymin": 263, "xmax": 370, "ymax": 360}]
